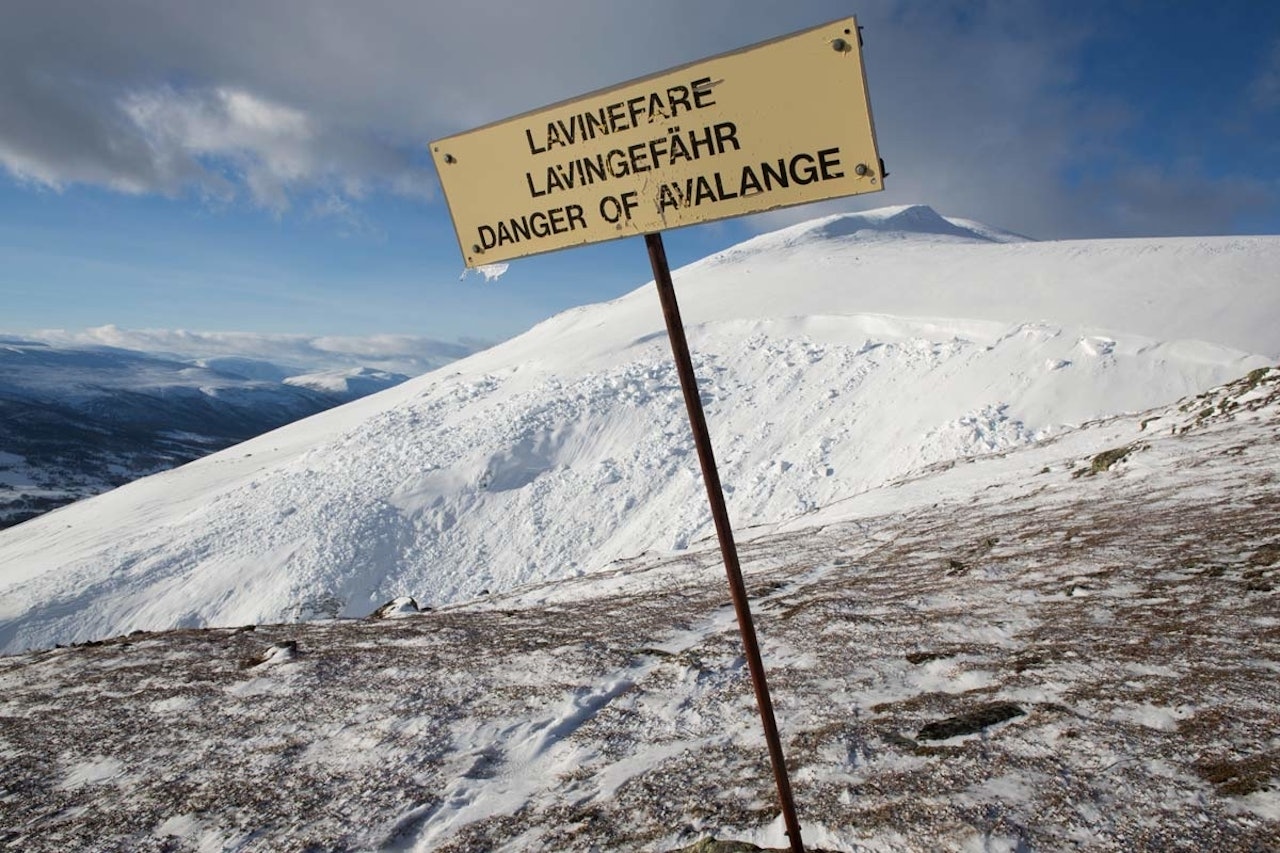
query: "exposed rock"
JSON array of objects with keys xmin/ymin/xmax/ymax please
[
  {"xmin": 370, "ymin": 596, "xmax": 421, "ymax": 619},
  {"xmin": 916, "ymin": 701, "xmax": 1026, "ymax": 741}
]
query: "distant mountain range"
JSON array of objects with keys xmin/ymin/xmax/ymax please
[{"xmin": 0, "ymin": 342, "xmax": 433, "ymax": 528}]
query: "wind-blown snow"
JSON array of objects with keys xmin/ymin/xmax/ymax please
[
  {"xmin": 0, "ymin": 205, "xmax": 1276, "ymax": 653},
  {"xmin": 477, "ymin": 262, "xmax": 512, "ymax": 282}
]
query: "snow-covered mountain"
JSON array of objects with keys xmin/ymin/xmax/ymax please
[
  {"xmin": 0, "ymin": 205, "xmax": 1275, "ymax": 654},
  {"xmin": 0, "ymin": 342, "xmax": 411, "ymax": 528}
]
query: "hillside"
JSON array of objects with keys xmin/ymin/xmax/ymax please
[
  {"xmin": 1, "ymin": 369, "xmax": 1275, "ymax": 851},
  {"xmin": 0, "ymin": 205, "xmax": 1276, "ymax": 653}
]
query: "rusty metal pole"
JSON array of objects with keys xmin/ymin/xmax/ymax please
[{"xmin": 644, "ymin": 231, "xmax": 805, "ymax": 853}]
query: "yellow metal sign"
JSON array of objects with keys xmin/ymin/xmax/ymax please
[{"xmin": 431, "ymin": 17, "xmax": 883, "ymax": 267}]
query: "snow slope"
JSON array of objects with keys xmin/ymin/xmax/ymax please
[{"xmin": 0, "ymin": 206, "xmax": 1275, "ymax": 653}]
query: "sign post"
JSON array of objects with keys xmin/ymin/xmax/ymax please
[
  {"xmin": 432, "ymin": 18, "xmax": 884, "ymax": 852},
  {"xmin": 645, "ymin": 229, "xmax": 807, "ymax": 849}
]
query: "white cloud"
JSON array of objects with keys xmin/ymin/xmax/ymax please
[
  {"xmin": 21, "ymin": 325, "xmax": 489, "ymax": 376},
  {"xmin": 0, "ymin": 1, "xmax": 1273, "ymax": 236},
  {"xmin": 120, "ymin": 86, "xmax": 318, "ymax": 210}
]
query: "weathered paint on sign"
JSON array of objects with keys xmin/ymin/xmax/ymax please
[{"xmin": 431, "ymin": 17, "xmax": 883, "ymax": 267}]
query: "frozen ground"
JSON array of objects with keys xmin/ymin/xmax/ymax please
[{"xmin": 1, "ymin": 369, "xmax": 1275, "ymax": 852}]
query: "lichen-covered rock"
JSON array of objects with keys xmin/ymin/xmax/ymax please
[{"xmin": 917, "ymin": 701, "xmax": 1026, "ymax": 741}]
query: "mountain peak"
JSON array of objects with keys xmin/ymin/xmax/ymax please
[
  {"xmin": 799, "ymin": 204, "xmax": 1031, "ymax": 244},
  {"xmin": 707, "ymin": 205, "xmax": 1030, "ymax": 264}
]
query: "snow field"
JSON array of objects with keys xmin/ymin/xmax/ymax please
[
  {"xmin": 0, "ymin": 206, "xmax": 1276, "ymax": 656},
  {"xmin": 0, "ymin": 316, "xmax": 1268, "ymax": 653}
]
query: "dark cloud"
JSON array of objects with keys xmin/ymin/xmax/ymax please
[{"xmin": 0, "ymin": 1, "xmax": 1274, "ymax": 235}]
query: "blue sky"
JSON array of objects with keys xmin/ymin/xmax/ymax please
[{"xmin": 1, "ymin": 1, "xmax": 1277, "ymax": 346}]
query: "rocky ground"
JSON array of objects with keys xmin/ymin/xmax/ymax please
[{"xmin": 0, "ymin": 369, "xmax": 1276, "ymax": 851}]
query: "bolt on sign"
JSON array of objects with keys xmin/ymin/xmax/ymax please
[{"xmin": 432, "ymin": 17, "xmax": 883, "ymax": 267}]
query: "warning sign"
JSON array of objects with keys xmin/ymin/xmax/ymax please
[{"xmin": 431, "ymin": 17, "xmax": 883, "ymax": 267}]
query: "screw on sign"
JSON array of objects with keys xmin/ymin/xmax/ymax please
[{"xmin": 431, "ymin": 18, "xmax": 884, "ymax": 852}]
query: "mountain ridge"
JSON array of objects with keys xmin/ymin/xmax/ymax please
[
  {"xmin": 0, "ymin": 341, "xmax": 416, "ymax": 528},
  {"xmin": 750, "ymin": 203, "xmax": 1033, "ymax": 248}
]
